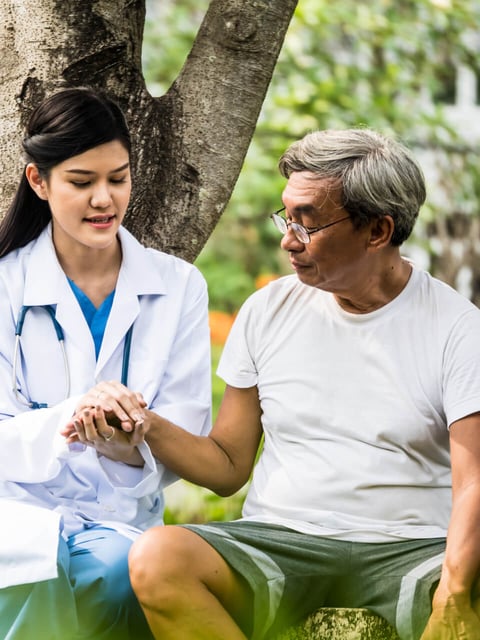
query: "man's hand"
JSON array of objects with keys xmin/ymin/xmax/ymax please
[{"xmin": 421, "ymin": 593, "xmax": 480, "ymax": 640}]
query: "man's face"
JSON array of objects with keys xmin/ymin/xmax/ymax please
[{"xmin": 280, "ymin": 172, "xmax": 372, "ymax": 294}]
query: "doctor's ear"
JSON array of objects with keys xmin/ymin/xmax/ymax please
[{"xmin": 25, "ymin": 164, "xmax": 49, "ymax": 201}]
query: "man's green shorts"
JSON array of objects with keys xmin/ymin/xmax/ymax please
[{"xmin": 181, "ymin": 520, "xmax": 445, "ymax": 640}]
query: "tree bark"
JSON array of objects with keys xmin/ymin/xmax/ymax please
[{"xmin": 0, "ymin": 0, "xmax": 297, "ymax": 261}]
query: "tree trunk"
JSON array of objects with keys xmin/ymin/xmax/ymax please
[{"xmin": 0, "ymin": 0, "xmax": 297, "ymax": 261}]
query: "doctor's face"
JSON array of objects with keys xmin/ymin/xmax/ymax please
[{"xmin": 29, "ymin": 139, "xmax": 131, "ymax": 255}]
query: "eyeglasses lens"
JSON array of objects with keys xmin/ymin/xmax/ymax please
[
  {"xmin": 291, "ymin": 224, "xmax": 309, "ymax": 243},
  {"xmin": 271, "ymin": 213, "xmax": 286, "ymax": 234},
  {"xmin": 271, "ymin": 213, "xmax": 310, "ymax": 244}
]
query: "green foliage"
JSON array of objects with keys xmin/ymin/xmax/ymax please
[
  {"xmin": 198, "ymin": 251, "xmax": 256, "ymax": 315},
  {"xmin": 211, "ymin": 343, "xmax": 226, "ymax": 420},
  {"xmin": 144, "ymin": 0, "xmax": 480, "ymax": 313},
  {"xmin": 143, "ymin": 0, "xmax": 209, "ymax": 96},
  {"xmin": 163, "ymin": 482, "xmax": 246, "ymax": 525},
  {"xmin": 199, "ymin": 0, "xmax": 480, "ymax": 310}
]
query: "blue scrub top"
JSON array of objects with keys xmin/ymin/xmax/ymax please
[{"xmin": 68, "ymin": 279, "xmax": 114, "ymax": 359}]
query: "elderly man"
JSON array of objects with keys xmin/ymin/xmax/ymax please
[{"xmin": 128, "ymin": 128, "xmax": 480, "ymax": 640}]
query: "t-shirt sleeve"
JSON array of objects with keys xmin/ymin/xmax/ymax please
[
  {"xmin": 216, "ymin": 292, "xmax": 262, "ymax": 388},
  {"xmin": 443, "ymin": 306, "xmax": 480, "ymax": 427}
]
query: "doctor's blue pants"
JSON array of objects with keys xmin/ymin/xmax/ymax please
[{"xmin": 0, "ymin": 526, "xmax": 154, "ymax": 640}]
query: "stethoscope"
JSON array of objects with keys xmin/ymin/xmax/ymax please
[{"xmin": 12, "ymin": 305, "xmax": 133, "ymax": 409}]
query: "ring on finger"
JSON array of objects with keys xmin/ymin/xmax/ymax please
[{"xmin": 102, "ymin": 426, "xmax": 115, "ymax": 442}]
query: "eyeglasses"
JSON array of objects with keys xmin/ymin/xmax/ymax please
[{"xmin": 270, "ymin": 207, "xmax": 351, "ymax": 244}]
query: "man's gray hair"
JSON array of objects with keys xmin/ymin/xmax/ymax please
[{"xmin": 278, "ymin": 128, "xmax": 426, "ymax": 246}]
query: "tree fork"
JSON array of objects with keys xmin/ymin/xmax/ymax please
[{"xmin": 0, "ymin": 0, "xmax": 297, "ymax": 260}]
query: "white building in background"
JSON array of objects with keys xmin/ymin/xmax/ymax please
[
  {"xmin": 408, "ymin": 60, "xmax": 480, "ymax": 297},
  {"xmin": 448, "ymin": 64, "xmax": 480, "ymax": 138},
  {"xmin": 416, "ymin": 60, "xmax": 480, "ymax": 187}
]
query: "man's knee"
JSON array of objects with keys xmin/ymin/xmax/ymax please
[
  {"xmin": 129, "ymin": 526, "xmax": 201, "ymax": 602},
  {"xmin": 129, "ymin": 525, "xmax": 253, "ymax": 633}
]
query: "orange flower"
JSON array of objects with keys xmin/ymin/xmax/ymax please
[
  {"xmin": 255, "ymin": 273, "xmax": 279, "ymax": 289},
  {"xmin": 209, "ymin": 310, "xmax": 235, "ymax": 345}
]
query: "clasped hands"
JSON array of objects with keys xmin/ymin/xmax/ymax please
[{"xmin": 61, "ymin": 381, "xmax": 149, "ymax": 467}]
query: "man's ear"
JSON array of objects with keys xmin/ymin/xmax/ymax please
[
  {"xmin": 368, "ymin": 215, "xmax": 395, "ymax": 249},
  {"xmin": 25, "ymin": 164, "xmax": 48, "ymax": 200}
]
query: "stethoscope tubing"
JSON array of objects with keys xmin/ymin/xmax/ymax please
[{"xmin": 12, "ymin": 305, "xmax": 132, "ymax": 409}]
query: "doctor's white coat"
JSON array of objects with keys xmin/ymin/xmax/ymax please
[{"xmin": 0, "ymin": 225, "xmax": 211, "ymax": 588}]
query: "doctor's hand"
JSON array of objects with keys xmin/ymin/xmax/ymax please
[
  {"xmin": 75, "ymin": 381, "xmax": 147, "ymax": 433},
  {"xmin": 63, "ymin": 406, "xmax": 148, "ymax": 467}
]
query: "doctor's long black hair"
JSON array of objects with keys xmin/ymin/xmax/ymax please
[{"xmin": 0, "ymin": 87, "xmax": 131, "ymax": 258}]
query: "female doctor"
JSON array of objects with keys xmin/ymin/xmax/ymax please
[{"xmin": 0, "ymin": 87, "xmax": 211, "ymax": 639}]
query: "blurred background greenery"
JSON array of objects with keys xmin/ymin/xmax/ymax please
[{"xmin": 144, "ymin": 0, "xmax": 480, "ymax": 523}]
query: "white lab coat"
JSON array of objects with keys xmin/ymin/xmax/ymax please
[{"xmin": 0, "ymin": 224, "xmax": 211, "ymax": 588}]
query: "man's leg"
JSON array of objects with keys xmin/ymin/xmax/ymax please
[
  {"xmin": 330, "ymin": 537, "xmax": 446, "ymax": 640},
  {"xmin": 129, "ymin": 525, "xmax": 253, "ymax": 640}
]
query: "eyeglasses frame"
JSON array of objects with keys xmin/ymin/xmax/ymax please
[{"xmin": 270, "ymin": 207, "xmax": 351, "ymax": 244}]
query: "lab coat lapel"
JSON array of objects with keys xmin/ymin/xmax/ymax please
[
  {"xmin": 95, "ymin": 272, "xmax": 140, "ymax": 375},
  {"xmin": 23, "ymin": 226, "xmax": 95, "ymax": 357},
  {"xmin": 95, "ymin": 227, "xmax": 167, "ymax": 377},
  {"xmin": 22, "ymin": 225, "xmax": 167, "ymax": 382}
]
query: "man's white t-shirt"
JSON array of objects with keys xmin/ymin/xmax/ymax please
[{"xmin": 217, "ymin": 268, "xmax": 480, "ymax": 542}]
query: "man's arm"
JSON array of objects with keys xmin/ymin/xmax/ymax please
[
  {"xmin": 421, "ymin": 412, "xmax": 480, "ymax": 639},
  {"xmin": 144, "ymin": 384, "xmax": 263, "ymax": 496}
]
